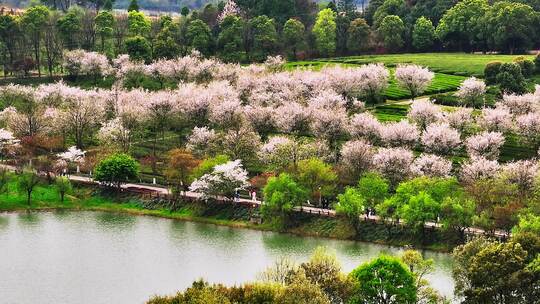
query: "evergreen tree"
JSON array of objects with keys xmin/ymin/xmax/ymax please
[
  {"xmin": 103, "ymin": 0, "xmax": 113, "ymax": 11},
  {"xmin": 128, "ymin": 0, "xmax": 139, "ymax": 12}
]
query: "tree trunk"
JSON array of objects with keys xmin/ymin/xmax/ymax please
[{"xmin": 27, "ymin": 190, "xmax": 32, "ymax": 206}]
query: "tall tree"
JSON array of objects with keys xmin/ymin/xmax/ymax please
[
  {"xmin": 412, "ymin": 16, "xmax": 436, "ymax": 51},
  {"xmin": 436, "ymin": 0, "xmax": 488, "ymax": 51},
  {"xmin": 282, "ymin": 18, "xmax": 305, "ymax": 59},
  {"xmin": 56, "ymin": 8, "xmax": 82, "ymax": 50},
  {"xmin": 484, "ymin": 1, "xmax": 537, "ymax": 54},
  {"xmin": 186, "ymin": 19, "xmax": 213, "ymax": 56},
  {"xmin": 349, "ymin": 255, "xmax": 417, "ymax": 304},
  {"xmin": 128, "ymin": 0, "xmax": 139, "ymax": 12},
  {"xmin": 95, "ymin": 10, "xmax": 115, "ymax": 53},
  {"xmin": 217, "ymin": 15, "xmax": 245, "ymax": 62},
  {"xmin": 312, "ymin": 8, "xmax": 337, "ymax": 57},
  {"xmin": 347, "ymin": 18, "xmax": 370, "ymax": 53},
  {"xmin": 378, "ymin": 15, "xmax": 405, "ymax": 52},
  {"xmin": 20, "ymin": 5, "xmax": 50, "ymax": 77},
  {"xmin": 248, "ymin": 15, "xmax": 278, "ymax": 61}
]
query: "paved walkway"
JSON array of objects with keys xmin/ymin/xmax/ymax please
[{"xmin": 1, "ymin": 163, "xmax": 508, "ymax": 238}]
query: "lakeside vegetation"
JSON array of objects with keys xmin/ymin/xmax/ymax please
[{"xmin": 2, "ymin": 0, "xmax": 540, "ymax": 302}]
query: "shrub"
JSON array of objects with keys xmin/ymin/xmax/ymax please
[
  {"xmin": 484, "ymin": 61, "xmax": 502, "ymax": 84},
  {"xmin": 430, "ymin": 93, "xmax": 460, "ymax": 107},
  {"xmin": 534, "ymin": 53, "xmax": 540, "ymax": 74},
  {"xmin": 93, "ymin": 153, "xmax": 140, "ymax": 188},
  {"xmin": 513, "ymin": 56, "xmax": 534, "ymax": 78},
  {"xmin": 496, "ymin": 62, "xmax": 526, "ymax": 94}
]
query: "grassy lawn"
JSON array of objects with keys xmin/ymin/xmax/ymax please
[{"xmin": 312, "ymin": 53, "xmax": 534, "ymax": 77}]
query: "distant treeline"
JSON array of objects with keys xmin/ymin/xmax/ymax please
[{"xmin": 1, "ymin": 0, "xmax": 539, "ymax": 77}]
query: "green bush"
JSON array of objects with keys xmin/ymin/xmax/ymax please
[
  {"xmin": 496, "ymin": 62, "xmax": 527, "ymax": 94},
  {"xmin": 430, "ymin": 93, "xmax": 460, "ymax": 107},
  {"xmin": 484, "ymin": 61, "xmax": 502, "ymax": 84},
  {"xmin": 513, "ymin": 56, "xmax": 534, "ymax": 78},
  {"xmin": 94, "ymin": 153, "xmax": 140, "ymax": 188},
  {"xmin": 534, "ymin": 54, "xmax": 540, "ymax": 74}
]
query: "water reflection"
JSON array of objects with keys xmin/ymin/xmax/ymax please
[
  {"xmin": 94, "ymin": 212, "xmax": 136, "ymax": 230},
  {"xmin": 0, "ymin": 211, "xmax": 455, "ymax": 304}
]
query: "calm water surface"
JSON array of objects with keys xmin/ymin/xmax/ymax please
[{"xmin": 0, "ymin": 211, "xmax": 454, "ymax": 303}]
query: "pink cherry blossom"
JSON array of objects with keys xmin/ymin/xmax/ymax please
[
  {"xmin": 395, "ymin": 64, "xmax": 434, "ymax": 99},
  {"xmin": 460, "ymin": 156, "xmax": 500, "ymax": 183},
  {"xmin": 455, "ymin": 77, "xmax": 486, "ymax": 107},
  {"xmin": 465, "ymin": 131, "xmax": 505, "ymax": 160},
  {"xmin": 372, "ymin": 147, "xmax": 414, "ymax": 185},
  {"xmin": 411, "ymin": 153, "xmax": 452, "ymax": 177},
  {"xmin": 380, "ymin": 120, "xmax": 420, "ymax": 148},
  {"xmin": 421, "ymin": 123, "xmax": 461, "ymax": 155}
]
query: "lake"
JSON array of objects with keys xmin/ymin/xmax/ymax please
[{"xmin": 0, "ymin": 211, "xmax": 455, "ymax": 303}]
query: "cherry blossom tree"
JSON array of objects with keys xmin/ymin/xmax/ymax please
[
  {"xmin": 340, "ymin": 139, "xmax": 374, "ymax": 180},
  {"xmin": 209, "ymin": 98, "xmax": 243, "ymax": 129},
  {"xmin": 58, "ymin": 90, "xmax": 105, "ymax": 148},
  {"xmin": 395, "ymin": 65, "xmax": 434, "ymax": 100},
  {"xmin": 57, "ymin": 146, "xmax": 85, "ymax": 163},
  {"xmin": 348, "ymin": 112, "xmax": 382, "ymax": 143},
  {"xmin": 243, "ymin": 105, "xmax": 275, "ymax": 137},
  {"xmin": 189, "ymin": 159, "xmax": 249, "ymax": 200},
  {"xmin": 408, "ymin": 99, "xmax": 441, "ymax": 129},
  {"xmin": 57, "ymin": 146, "xmax": 86, "ymax": 173},
  {"xmin": 455, "ymin": 77, "xmax": 486, "ymax": 107},
  {"xmin": 80, "ymin": 51, "xmax": 112, "ymax": 82},
  {"xmin": 259, "ymin": 136, "xmax": 295, "ymax": 171},
  {"xmin": 499, "ymin": 93, "xmax": 538, "ymax": 115},
  {"xmin": 218, "ymin": 0, "xmax": 240, "ymax": 23},
  {"xmin": 186, "ymin": 126, "xmax": 218, "ymax": 157},
  {"xmin": 516, "ymin": 112, "xmax": 540, "ymax": 148},
  {"xmin": 222, "ymin": 125, "xmax": 262, "ymax": 166},
  {"xmin": 310, "ymin": 107, "xmax": 348, "ymax": 152},
  {"xmin": 264, "ymin": 55, "xmax": 286, "ymax": 72},
  {"xmin": 0, "ymin": 128, "xmax": 19, "ymax": 158},
  {"xmin": 479, "ymin": 106, "xmax": 513, "ymax": 132},
  {"xmin": 322, "ymin": 64, "xmax": 390, "ymax": 103},
  {"xmin": 372, "ymin": 147, "xmax": 414, "ymax": 186},
  {"xmin": 501, "ymin": 160, "xmax": 539, "ymax": 197},
  {"xmin": 380, "ymin": 120, "xmax": 420, "ymax": 148},
  {"xmin": 273, "ymin": 102, "xmax": 311, "ymax": 134},
  {"xmin": 411, "ymin": 153, "xmax": 452, "ymax": 177},
  {"xmin": 421, "ymin": 123, "xmax": 461, "ymax": 155},
  {"xmin": 465, "ymin": 131, "xmax": 505, "ymax": 160},
  {"xmin": 63, "ymin": 49, "xmax": 86, "ymax": 78},
  {"xmin": 98, "ymin": 118, "xmax": 133, "ymax": 152},
  {"xmin": 442, "ymin": 107, "xmax": 473, "ymax": 132},
  {"xmin": 460, "ymin": 156, "xmax": 500, "ymax": 184}
]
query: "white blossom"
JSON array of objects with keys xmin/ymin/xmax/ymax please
[
  {"xmin": 380, "ymin": 120, "xmax": 420, "ymax": 148},
  {"xmin": 465, "ymin": 131, "xmax": 505, "ymax": 160},
  {"xmin": 460, "ymin": 156, "xmax": 500, "ymax": 183},
  {"xmin": 411, "ymin": 153, "xmax": 453, "ymax": 177},
  {"xmin": 501, "ymin": 160, "xmax": 539, "ymax": 194},
  {"xmin": 455, "ymin": 77, "xmax": 486, "ymax": 107},
  {"xmin": 186, "ymin": 126, "xmax": 218, "ymax": 157},
  {"xmin": 479, "ymin": 106, "xmax": 513, "ymax": 132},
  {"xmin": 189, "ymin": 159, "xmax": 249, "ymax": 199},
  {"xmin": 57, "ymin": 146, "xmax": 85, "ymax": 163},
  {"xmin": 395, "ymin": 65, "xmax": 434, "ymax": 99},
  {"xmin": 348, "ymin": 112, "xmax": 382, "ymax": 143},
  {"xmin": 421, "ymin": 123, "xmax": 461, "ymax": 155},
  {"xmin": 408, "ymin": 99, "xmax": 441, "ymax": 129},
  {"xmin": 372, "ymin": 147, "xmax": 414, "ymax": 185}
]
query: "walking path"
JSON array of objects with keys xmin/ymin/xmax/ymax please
[
  {"xmin": 1, "ymin": 163, "xmax": 507, "ymax": 238},
  {"xmin": 68, "ymin": 173, "xmax": 508, "ymax": 238}
]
